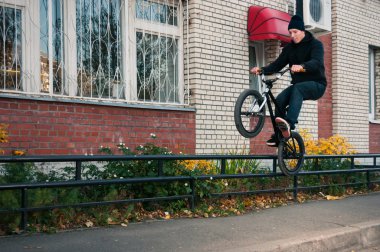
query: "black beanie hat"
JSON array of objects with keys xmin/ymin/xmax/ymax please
[{"xmin": 288, "ymin": 15, "xmax": 305, "ymax": 31}]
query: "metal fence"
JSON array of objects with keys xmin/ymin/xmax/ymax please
[{"xmin": 1, "ymin": 153, "xmax": 380, "ymax": 231}]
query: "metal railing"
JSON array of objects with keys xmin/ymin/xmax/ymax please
[{"xmin": 1, "ymin": 153, "xmax": 380, "ymax": 231}]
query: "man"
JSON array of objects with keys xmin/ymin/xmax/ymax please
[{"xmin": 250, "ymin": 14, "xmax": 326, "ymax": 146}]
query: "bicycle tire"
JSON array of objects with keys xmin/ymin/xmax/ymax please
[
  {"xmin": 278, "ymin": 131, "xmax": 305, "ymax": 176},
  {"xmin": 234, "ymin": 89, "xmax": 266, "ymax": 138}
]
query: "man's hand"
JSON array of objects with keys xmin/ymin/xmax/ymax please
[
  {"xmin": 290, "ymin": 64, "xmax": 305, "ymax": 73},
  {"xmin": 250, "ymin": 67, "xmax": 262, "ymax": 75}
]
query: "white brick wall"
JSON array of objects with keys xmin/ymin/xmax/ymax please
[
  {"xmin": 185, "ymin": 0, "xmax": 306, "ymax": 154},
  {"xmin": 185, "ymin": 0, "xmax": 380, "ymax": 154},
  {"xmin": 332, "ymin": 0, "xmax": 380, "ymax": 152}
]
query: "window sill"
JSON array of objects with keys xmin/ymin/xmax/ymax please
[
  {"xmin": 369, "ymin": 119, "xmax": 380, "ymax": 124},
  {"xmin": 0, "ymin": 93, "xmax": 196, "ymax": 112}
]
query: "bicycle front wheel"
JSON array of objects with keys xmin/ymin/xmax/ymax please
[
  {"xmin": 278, "ymin": 131, "xmax": 305, "ymax": 176},
  {"xmin": 234, "ymin": 89, "xmax": 266, "ymax": 138}
]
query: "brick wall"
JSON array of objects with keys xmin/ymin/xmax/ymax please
[
  {"xmin": 0, "ymin": 98, "xmax": 196, "ymax": 155},
  {"xmin": 332, "ymin": 0, "xmax": 380, "ymax": 152},
  {"xmin": 369, "ymin": 123, "xmax": 380, "ymax": 153},
  {"xmin": 318, "ymin": 33, "xmax": 333, "ymax": 138},
  {"xmin": 187, "ymin": 0, "xmax": 297, "ymax": 154}
]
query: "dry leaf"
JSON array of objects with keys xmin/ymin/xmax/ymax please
[
  {"xmin": 164, "ymin": 212, "xmax": 171, "ymax": 220},
  {"xmin": 85, "ymin": 220, "xmax": 93, "ymax": 227},
  {"xmin": 107, "ymin": 217, "xmax": 119, "ymax": 225},
  {"xmin": 326, "ymin": 195, "xmax": 343, "ymax": 200}
]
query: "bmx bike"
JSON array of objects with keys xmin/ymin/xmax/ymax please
[{"xmin": 234, "ymin": 68, "xmax": 305, "ymax": 176}]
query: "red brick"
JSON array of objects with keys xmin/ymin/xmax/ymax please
[
  {"xmin": 1, "ymin": 98, "xmax": 196, "ymax": 155},
  {"xmin": 369, "ymin": 123, "xmax": 380, "ymax": 153}
]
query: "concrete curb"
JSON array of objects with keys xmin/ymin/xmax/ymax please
[{"xmin": 231, "ymin": 220, "xmax": 380, "ymax": 252}]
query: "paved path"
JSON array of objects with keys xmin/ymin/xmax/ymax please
[{"xmin": 1, "ymin": 192, "xmax": 380, "ymax": 252}]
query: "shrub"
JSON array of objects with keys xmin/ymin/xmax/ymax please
[
  {"xmin": 299, "ymin": 129, "xmax": 363, "ymax": 195},
  {"xmin": 0, "ymin": 124, "xmax": 9, "ymax": 154}
]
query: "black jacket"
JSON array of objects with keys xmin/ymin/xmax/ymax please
[{"xmin": 262, "ymin": 31, "xmax": 327, "ymax": 86}]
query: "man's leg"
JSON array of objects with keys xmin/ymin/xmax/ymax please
[
  {"xmin": 275, "ymin": 85, "xmax": 293, "ymax": 119},
  {"xmin": 286, "ymin": 81, "xmax": 326, "ymax": 129}
]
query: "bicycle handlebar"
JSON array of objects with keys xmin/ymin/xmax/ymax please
[{"xmin": 250, "ymin": 67, "xmax": 305, "ymax": 76}]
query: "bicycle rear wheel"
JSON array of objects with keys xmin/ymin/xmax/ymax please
[
  {"xmin": 278, "ymin": 131, "xmax": 305, "ymax": 176},
  {"xmin": 234, "ymin": 89, "xmax": 266, "ymax": 138}
]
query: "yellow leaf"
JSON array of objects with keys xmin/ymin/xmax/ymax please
[
  {"xmin": 326, "ymin": 195, "xmax": 343, "ymax": 200},
  {"xmin": 164, "ymin": 212, "xmax": 171, "ymax": 220}
]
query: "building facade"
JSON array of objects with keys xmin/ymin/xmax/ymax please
[{"xmin": 0, "ymin": 0, "xmax": 379, "ymax": 155}]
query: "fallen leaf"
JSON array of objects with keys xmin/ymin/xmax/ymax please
[
  {"xmin": 85, "ymin": 220, "xmax": 93, "ymax": 227},
  {"xmin": 164, "ymin": 212, "xmax": 171, "ymax": 220},
  {"xmin": 107, "ymin": 217, "xmax": 119, "ymax": 225},
  {"xmin": 326, "ymin": 195, "xmax": 343, "ymax": 200}
]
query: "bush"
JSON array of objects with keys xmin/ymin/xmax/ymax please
[
  {"xmin": 0, "ymin": 124, "xmax": 9, "ymax": 154},
  {"xmin": 0, "ymin": 135, "xmax": 225, "ymax": 234},
  {"xmin": 299, "ymin": 129, "xmax": 363, "ymax": 195}
]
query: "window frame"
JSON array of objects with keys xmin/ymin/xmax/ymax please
[
  {"xmin": 248, "ymin": 41, "xmax": 264, "ymax": 92},
  {"xmin": 369, "ymin": 46, "xmax": 379, "ymax": 123},
  {"xmin": 1, "ymin": 0, "xmax": 40, "ymax": 93},
  {"xmin": 0, "ymin": 0, "xmax": 187, "ymax": 107},
  {"xmin": 130, "ymin": 0, "xmax": 184, "ymax": 104}
]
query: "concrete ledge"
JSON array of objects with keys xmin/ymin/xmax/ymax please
[{"xmin": 234, "ymin": 220, "xmax": 380, "ymax": 252}]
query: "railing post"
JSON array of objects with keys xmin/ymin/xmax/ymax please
[
  {"xmin": 158, "ymin": 160, "xmax": 164, "ymax": 176},
  {"xmin": 221, "ymin": 159, "xmax": 226, "ymax": 174},
  {"xmin": 314, "ymin": 158, "xmax": 319, "ymax": 170},
  {"xmin": 293, "ymin": 175, "xmax": 298, "ymax": 202},
  {"xmin": 75, "ymin": 161, "xmax": 82, "ymax": 180},
  {"xmin": 350, "ymin": 157, "xmax": 354, "ymax": 169},
  {"xmin": 272, "ymin": 158, "xmax": 277, "ymax": 173},
  {"xmin": 366, "ymin": 171, "xmax": 371, "ymax": 190},
  {"xmin": 190, "ymin": 177, "xmax": 196, "ymax": 211},
  {"xmin": 21, "ymin": 188, "xmax": 28, "ymax": 231}
]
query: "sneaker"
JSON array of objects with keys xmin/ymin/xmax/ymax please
[
  {"xmin": 266, "ymin": 134, "xmax": 277, "ymax": 147},
  {"xmin": 275, "ymin": 117, "xmax": 291, "ymax": 138}
]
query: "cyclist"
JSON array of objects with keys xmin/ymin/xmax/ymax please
[{"xmin": 250, "ymin": 14, "xmax": 327, "ymax": 146}]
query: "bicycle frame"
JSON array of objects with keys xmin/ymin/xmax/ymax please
[{"xmin": 259, "ymin": 69, "xmax": 289, "ymax": 142}]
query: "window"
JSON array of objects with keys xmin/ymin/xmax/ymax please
[
  {"xmin": 40, "ymin": 0, "xmax": 64, "ymax": 95},
  {"xmin": 249, "ymin": 42, "xmax": 264, "ymax": 91},
  {"xmin": 76, "ymin": 0, "xmax": 123, "ymax": 99},
  {"xmin": 0, "ymin": 0, "xmax": 187, "ymax": 105},
  {"xmin": 134, "ymin": 0, "xmax": 182, "ymax": 104},
  {"xmin": 0, "ymin": 4, "xmax": 22, "ymax": 91},
  {"xmin": 369, "ymin": 46, "xmax": 380, "ymax": 122}
]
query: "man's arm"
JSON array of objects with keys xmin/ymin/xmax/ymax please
[
  {"xmin": 261, "ymin": 46, "xmax": 289, "ymax": 74},
  {"xmin": 302, "ymin": 40, "xmax": 324, "ymax": 73}
]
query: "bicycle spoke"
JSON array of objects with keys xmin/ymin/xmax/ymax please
[
  {"xmin": 234, "ymin": 89, "xmax": 265, "ymax": 138},
  {"xmin": 278, "ymin": 131, "xmax": 305, "ymax": 176}
]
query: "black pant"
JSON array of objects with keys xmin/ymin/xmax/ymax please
[{"xmin": 275, "ymin": 81, "xmax": 326, "ymax": 129}]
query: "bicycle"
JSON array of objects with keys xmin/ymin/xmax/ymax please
[{"xmin": 234, "ymin": 68, "xmax": 305, "ymax": 176}]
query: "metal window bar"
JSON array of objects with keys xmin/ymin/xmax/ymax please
[
  {"xmin": 1, "ymin": 0, "xmax": 189, "ymax": 105},
  {"xmin": 0, "ymin": 3, "xmax": 22, "ymax": 91}
]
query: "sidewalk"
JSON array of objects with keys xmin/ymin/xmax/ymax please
[{"xmin": 1, "ymin": 192, "xmax": 380, "ymax": 252}]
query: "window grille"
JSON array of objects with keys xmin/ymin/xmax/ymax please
[
  {"xmin": 0, "ymin": 0, "xmax": 189, "ymax": 106},
  {"xmin": 0, "ymin": 4, "xmax": 22, "ymax": 91}
]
